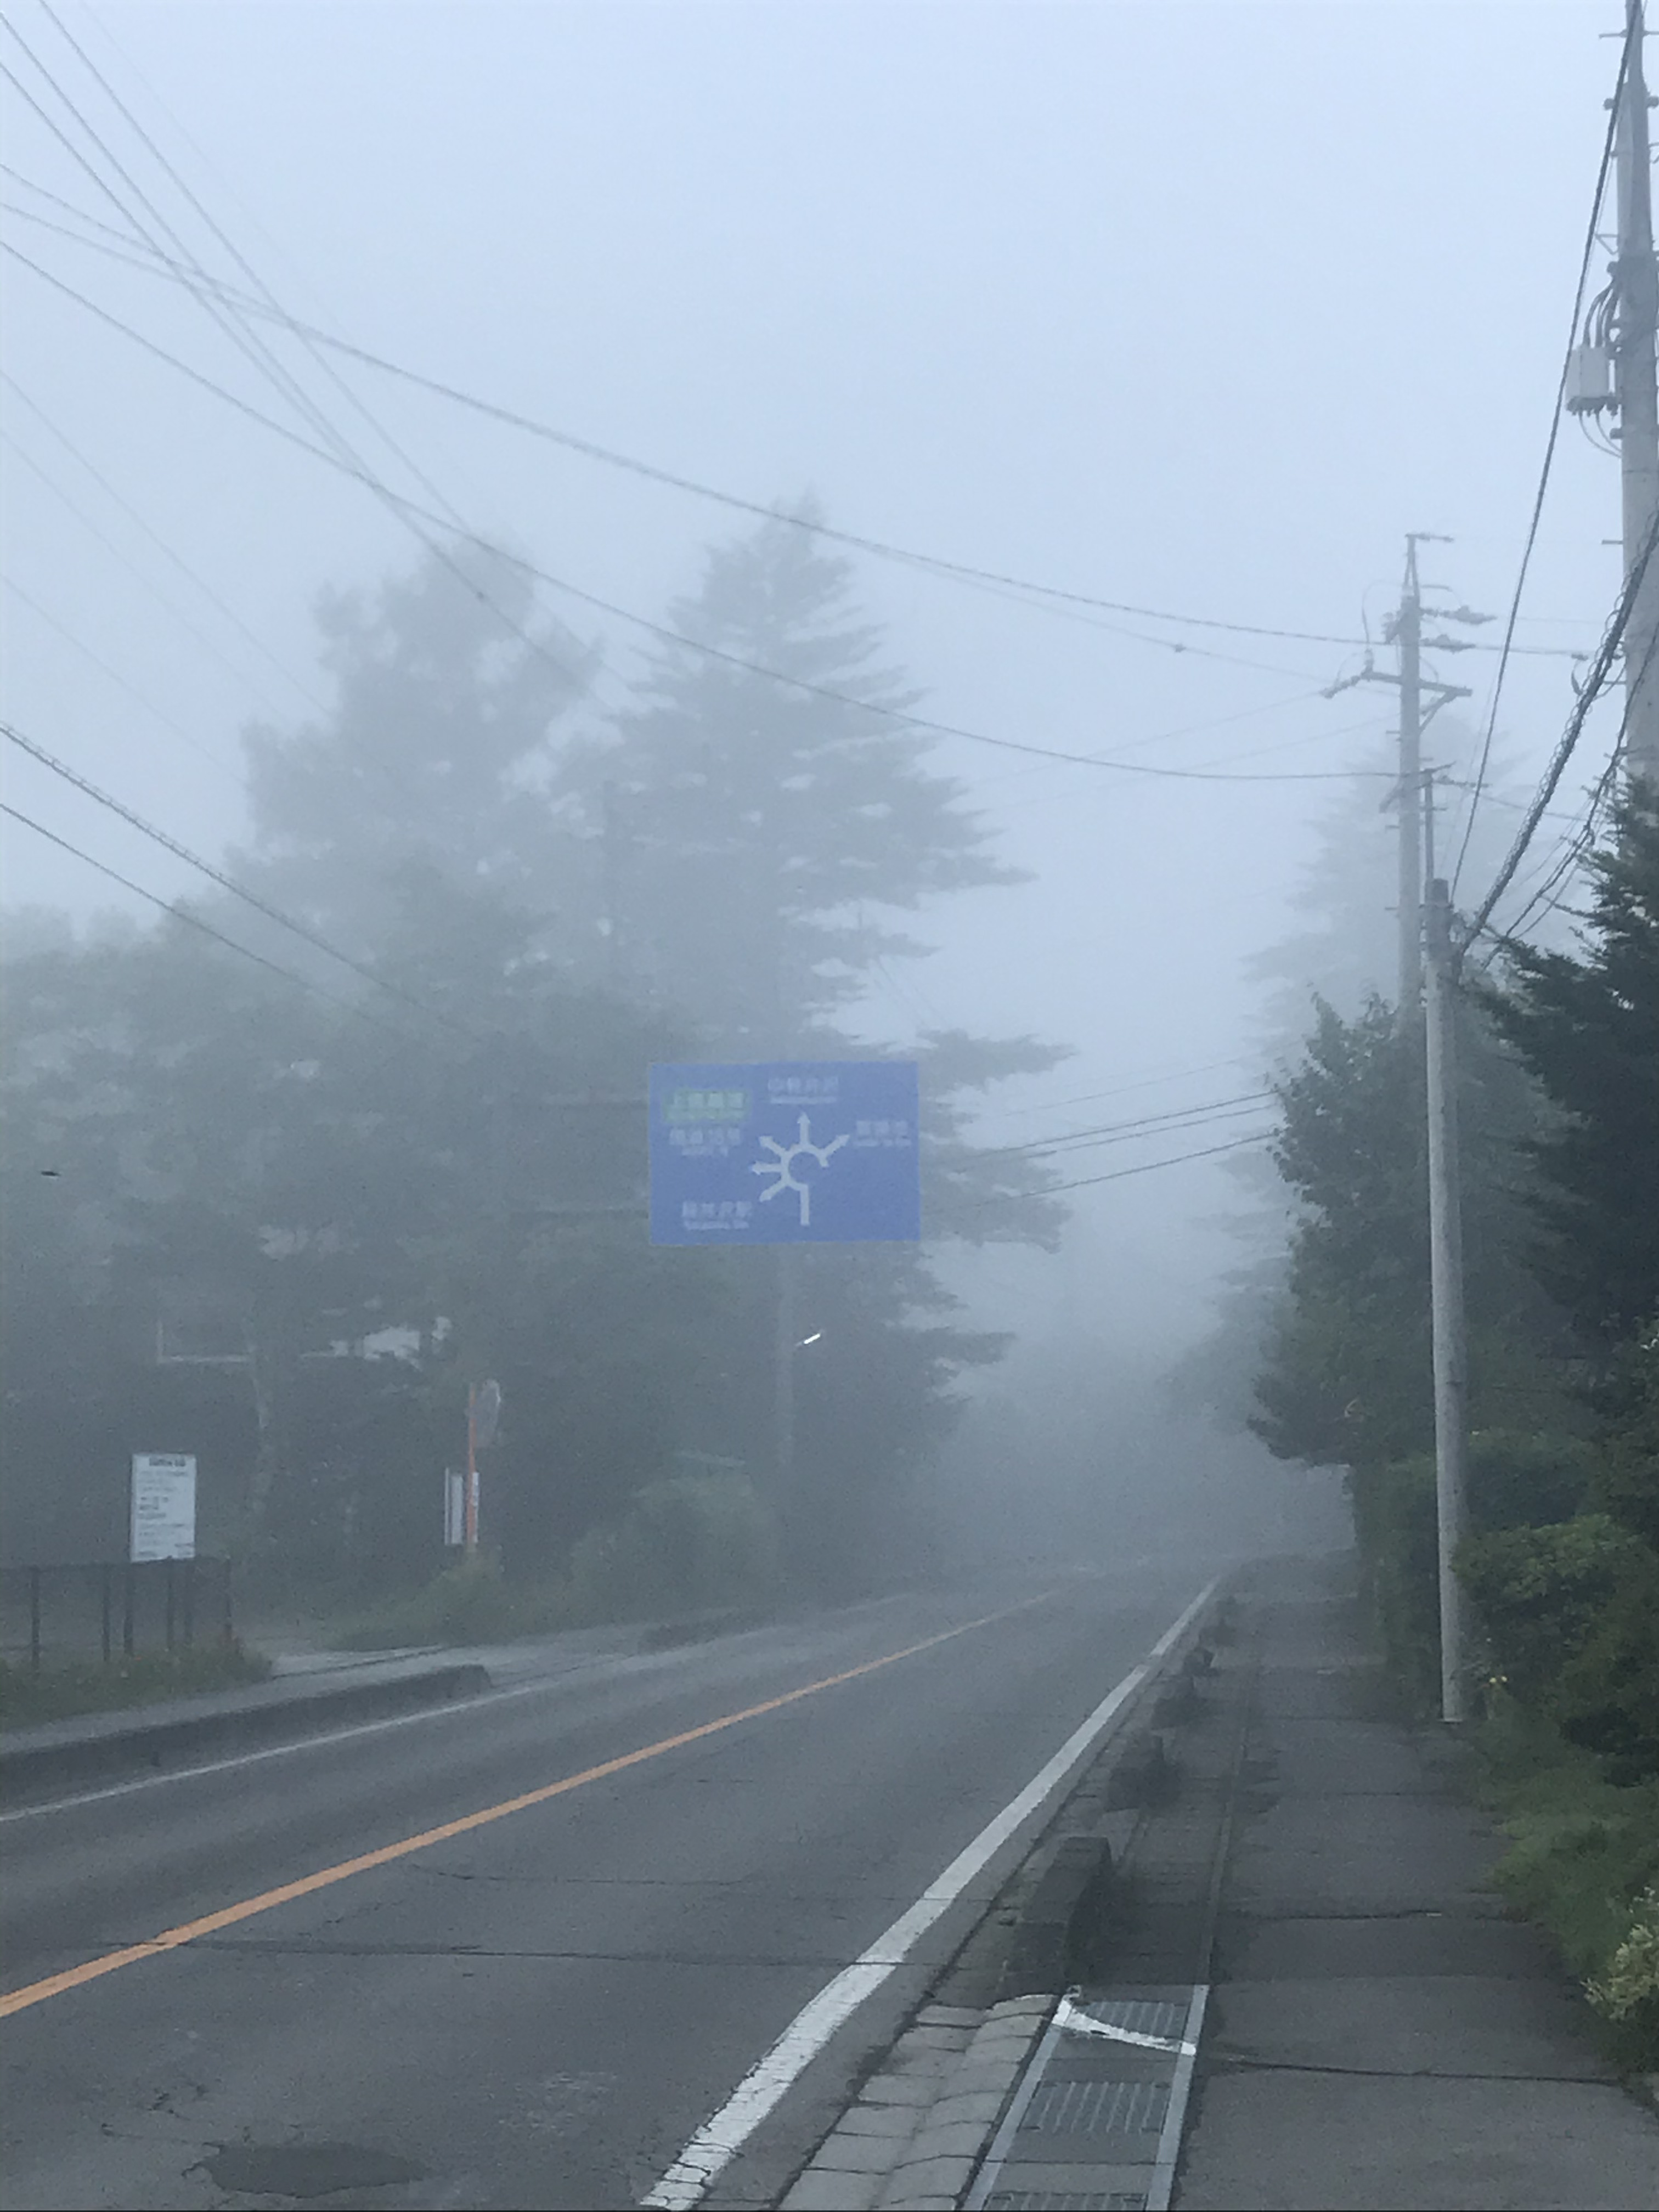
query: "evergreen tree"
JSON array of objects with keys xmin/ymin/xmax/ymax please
[
  {"xmin": 559, "ymin": 507, "xmax": 1019, "ymax": 1048},
  {"xmin": 557, "ymin": 509, "xmax": 1067, "ymax": 1579},
  {"xmin": 1251, "ymin": 993, "xmax": 1571, "ymax": 1472},
  {"xmin": 1487, "ymin": 786, "xmax": 1659, "ymax": 1361},
  {"xmin": 233, "ymin": 544, "xmax": 593, "ymax": 967}
]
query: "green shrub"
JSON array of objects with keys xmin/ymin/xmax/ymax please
[
  {"xmin": 1555, "ymin": 1540, "xmax": 1659, "ymax": 1782},
  {"xmin": 1476, "ymin": 1697, "xmax": 1659, "ymax": 2067},
  {"xmin": 566, "ymin": 1471, "xmax": 781, "ymax": 1623},
  {"xmin": 1592, "ymin": 1324, "xmax": 1659, "ymax": 1549},
  {"xmin": 1466, "ymin": 1430, "xmax": 1596, "ymax": 1530},
  {"xmin": 1353, "ymin": 1431, "xmax": 1599, "ymax": 1713},
  {"xmin": 1348, "ymin": 1453, "xmax": 1441, "ymax": 1709},
  {"xmin": 1457, "ymin": 1513, "xmax": 1641, "ymax": 1707},
  {"xmin": 1589, "ymin": 1886, "xmax": 1659, "ymax": 2030},
  {"xmin": 336, "ymin": 1474, "xmax": 783, "ymax": 1647},
  {"xmin": 334, "ymin": 1554, "xmax": 568, "ymax": 1650}
]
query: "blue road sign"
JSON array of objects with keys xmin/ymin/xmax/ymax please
[{"xmin": 650, "ymin": 1060, "xmax": 921, "ymax": 1246}]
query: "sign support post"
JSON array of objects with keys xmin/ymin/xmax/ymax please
[{"xmin": 774, "ymin": 1246, "xmax": 797, "ymax": 1494}]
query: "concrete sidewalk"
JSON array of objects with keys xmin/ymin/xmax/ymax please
[
  {"xmin": 1175, "ymin": 1558, "xmax": 1659, "ymax": 2210},
  {"xmin": 769, "ymin": 1558, "xmax": 1659, "ymax": 2212}
]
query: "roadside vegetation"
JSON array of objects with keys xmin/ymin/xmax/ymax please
[
  {"xmin": 0, "ymin": 1641, "xmax": 271, "ymax": 1731},
  {"xmin": 1, "ymin": 526, "xmax": 1062, "ymax": 1641},
  {"xmin": 332, "ymin": 1467, "xmax": 782, "ymax": 1649},
  {"xmin": 1251, "ymin": 787, "xmax": 1659, "ymax": 2066}
]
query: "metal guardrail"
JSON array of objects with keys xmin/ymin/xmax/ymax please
[{"xmin": 0, "ymin": 1559, "xmax": 234, "ymax": 1673}]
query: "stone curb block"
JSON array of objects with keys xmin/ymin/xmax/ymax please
[
  {"xmin": 876, "ymin": 2152, "xmax": 978, "ymax": 2208},
  {"xmin": 812, "ymin": 2131, "xmax": 908, "ymax": 2175},
  {"xmin": 776, "ymin": 1596, "xmax": 1223, "ymax": 2210}
]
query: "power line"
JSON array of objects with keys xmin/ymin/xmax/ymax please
[
  {"xmin": 1481, "ymin": 750, "xmax": 1623, "ymax": 956},
  {"xmin": 1, "ymin": 424, "xmax": 299, "ymax": 722},
  {"xmin": 1449, "ymin": 10, "xmax": 1633, "ymax": 895},
  {"xmin": 2, "ymin": 575, "xmax": 239, "ymax": 777},
  {"xmin": 1, "ymin": 368, "xmax": 327, "ymax": 711},
  {"xmin": 2, "ymin": 244, "xmax": 1403, "ymax": 793},
  {"xmin": 979, "ymin": 1090, "xmax": 1276, "ymax": 1159},
  {"xmin": 1462, "ymin": 499, "xmax": 1659, "ymax": 954},
  {"xmin": 0, "ymin": 796, "xmax": 410, "ymax": 1032},
  {"xmin": 1, "ymin": 719, "xmax": 471, "ymax": 1036},
  {"xmin": 975, "ymin": 1054, "xmax": 1260, "ymax": 1119},
  {"xmin": 1026, "ymin": 1102, "xmax": 1275, "ymax": 1162},
  {"xmin": 0, "ymin": 24, "xmax": 592, "ymax": 705},
  {"xmin": 0, "ymin": 180, "xmax": 1589, "ymax": 667},
  {"xmin": 32, "ymin": 0, "xmax": 476, "ymax": 535},
  {"xmin": 1034, "ymin": 1131, "xmax": 1274, "ymax": 1199}
]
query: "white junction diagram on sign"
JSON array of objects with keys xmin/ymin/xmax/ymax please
[{"xmin": 751, "ymin": 1113, "xmax": 850, "ymax": 1227}]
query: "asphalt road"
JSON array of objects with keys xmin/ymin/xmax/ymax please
[{"xmin": 0, "ymin": 1564, "xmax": 1209, "ymax": 2212}]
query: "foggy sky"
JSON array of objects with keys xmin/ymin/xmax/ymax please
[{"xmin": 0, "ymin": 1, "xmax": 1622, "ymax": 1369}]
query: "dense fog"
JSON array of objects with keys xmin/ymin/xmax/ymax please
[{"xmin": 0, "ymin": 4, "xmax": 1622, "ymax": 1620}]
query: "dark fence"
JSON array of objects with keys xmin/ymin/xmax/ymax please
[{"xmin": 0, "ymin": 1559, "xmax": 233, "ymax": 1674}]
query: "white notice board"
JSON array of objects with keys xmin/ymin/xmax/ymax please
[{"xmin": 130, "ymin": 1453, "xmax": 198, "ymax": 1561}]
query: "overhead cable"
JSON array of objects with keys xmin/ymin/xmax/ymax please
[
  {"xmin": 979, "ymin": 1090, "xmax": 1275, "ymax": 1159},
  {"xmin": 2, "ymin": 426, "xmax": 300, "ymax": 721},
  {"xmin": 0, "ymin": 25, "xmax": 591, "ymax": 701},
  {"xmin": 3, "ymin": 244, "xmax": 1401, "ymax": 791},
  {"xmin": 0, "ymin": 181, "xmax": 1587, "ymax": 665},
  {"xmin": 1033, "ymin": 1131, "xmax": 1274, "ymax": 1198},
  {"xmin": 1, "ymin": 719, "xmax": 472, "ymax": 1036},
  {"xmin": 0, "ymin": 798, "xmax": 413, "ymax": 1034},
  {"xmin": 1449, "ymin": 10, "xmax": 1633, "ymax": 894},
  {"xmin": 1461, "ymin": 502, "xmax": 1659, "ymax": 956},
  {"xmin": 1, "ymin": 368, "xmax": 327, "ymax": 710},
  {"xmin": 3, "ymin": 576, "xmax": 239, "ymax": 777}
]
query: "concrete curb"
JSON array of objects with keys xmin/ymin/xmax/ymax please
[
  {"xmin": 0, "ymin": 1661, "xmax": 493, "ymax": 1800},
  {"xmin": 780, "ymin": 1997, "xmax": 1054, "ymax": 2212},
  {"xmin": 776, "ymin": 1588, "xmax": 1228, "ymax": 2210}
]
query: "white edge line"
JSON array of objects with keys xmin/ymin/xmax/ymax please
[
  {"xmin": 1146, "ymin": 1983, "xmax": 1210, "ymax": 2212},
  {"xmin": 0, "ymin": 1673, "xmax": 566, "ymax": 1824},
  {"xmin": 640, "ymin": 1577, "xmax": 1219, "ymax": 2211}
]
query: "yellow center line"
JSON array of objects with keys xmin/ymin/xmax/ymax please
[{"xmin": 1, "ymin": 1594, "xmax": 1051, "ymax": 2021}]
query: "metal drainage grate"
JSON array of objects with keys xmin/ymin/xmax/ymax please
[
  {"xmin": 1069, "ymin": 1997, "xmax": 1188, "ymax": 2041},
  {"xmin": 986, "ymin": 2194, "xmax": 1149, "ymax": 2211},
  {"xmin": 1020, "ymin": 2078, "xmax": 1170, "ymax": 2137}
]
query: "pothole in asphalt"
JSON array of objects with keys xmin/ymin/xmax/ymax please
[{"xmin": 201, "ymin": 2144, "xmax": 427, "ymax": 2198}]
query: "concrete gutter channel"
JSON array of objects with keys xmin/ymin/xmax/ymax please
[{"xmin": 776, "ymin": 1592, "xmax": 1230, "ymax": 2212}]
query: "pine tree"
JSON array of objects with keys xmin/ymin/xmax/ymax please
[
  {"xmin": 233, "ymin": 544, "xmax": 593, "ymax": 967},
  {"xmin": 1488, "ymin": 786, "xmax": 1659, "ymax": 1359},
  {"xmin": 560, "ymin": 506, "xmax": 1018, "ymax": 1049}
]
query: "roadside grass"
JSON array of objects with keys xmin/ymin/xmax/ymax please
[
  {"xmin": 330, "ymin": 1558, "xmax": 575, "ymax": 1650},
  {"xmin": 0, "ymin": 1642, "xmax": 272, "ymax": 1731},
  {"xmin": 330, "ymin": 1555, "xmax": 777, "ymax": 1653},
  {"xmin": 334, "ymin": 1471, "xmax": 783, "ymax": 1652},
  {"xmin": 1474, "ymin": 1694, "xmax": 1659, "ymax": 2072}
]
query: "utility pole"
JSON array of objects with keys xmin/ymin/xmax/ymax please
[
  {"xmin": 1322, "ymin": 537, "xmax": 1472, "ymax": 1012},
  {"xmin": 1396, "ymin": 543, "xmax": 1425, "ymax": 1009},
  {"xmin": 1617, "ymin": 0, "xmax": 1659, "ymax": 784},
  {"xmin": 773, "ymin": 1247, "xmax": 797, "ymax": 1496},
  {"xmin": 1423, "ymin": 847, "xmax": 1472, "ymax": 1724},
  {"xmin": 600, "ymin": 780, "xmax": 625, "ymax": 988}
]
